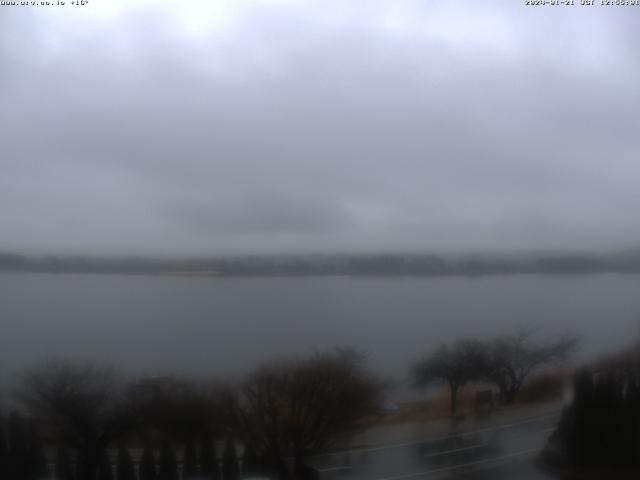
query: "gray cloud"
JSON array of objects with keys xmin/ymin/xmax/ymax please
[{"xmin": 1, "ymin": 1, "xmax": 639, "ymax": 255}]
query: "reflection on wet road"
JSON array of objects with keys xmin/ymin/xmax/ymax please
[{"xmin": 309, "ymin": 413, "xmax": 559, "ymax": 480}]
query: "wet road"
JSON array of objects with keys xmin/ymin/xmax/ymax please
[{"xmin": 308, "ymin": 413, "xmax": 560, "ymax": 480}]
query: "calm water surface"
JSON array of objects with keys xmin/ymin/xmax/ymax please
[{"xmin": 1, "ymin": 273, "xmax": 639, "ymax": 389}]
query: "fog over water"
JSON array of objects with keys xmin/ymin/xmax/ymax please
[{"xmin": 2, "ymin": 273, "xmax": 639, "ymax": 393}]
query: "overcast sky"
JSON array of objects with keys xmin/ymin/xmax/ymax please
[{"xmin": 1, "ymin": 0, "xmax": 639, "ymax": 256}]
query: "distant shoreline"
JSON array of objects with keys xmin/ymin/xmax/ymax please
[
  {"xmin": 4, "ymin": 269, "xmax": 640, "ymax": 279},
  {"xmin": 3, "ymin": 251, "xmax": 640, "ymax": 277}
]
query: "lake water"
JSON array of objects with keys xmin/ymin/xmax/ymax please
[{"xmin": 1, "ymin": 273, "xmax": 639, "ymax": 392}]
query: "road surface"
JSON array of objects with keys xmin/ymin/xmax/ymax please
[{"xmin": 308, "ymin": 412, "xmax": 560, "ymax": 480}]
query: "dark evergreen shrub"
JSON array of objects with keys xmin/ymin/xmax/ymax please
[
  {"xmin": 97, "ymin": 449, "xmax": 114, "ymax": 480},
  {"xmin": 198, "ymin": 434, "xmax": 217, "ymax": 480},
  {"xmin": 0, "ymin": 419, "xmax": 7, "ymax": 479},
  {"xmin": 139, "ymin": 444, "xmax": 157, "ymax": 480},
  {"xmin": 158, "ymin": 440, "xmax": 178, "ymax": 480},
  {"xmin": 7, "ymin": 412, "xmax": 29, "ymax": 480},
  {"xmin": 222, "ymin": 437, "xmax": 239, "ymax": 480},
  {"xmin": 182, "ymin": 439, "xmax": 198, "ymax": 479},
  {"xmin": 54, "ymin": 446, "xmax": 74, "ymax": 480},
  {"xmin": 241, "ymin": 442, "xmax": 260, "ymax": 477},
  {"xmin": 555, "ymin": 366, "xmax": 640, "ymax": 467},
  {"xmin": 26, "ymin": 422, "xmax": 48, "ymax": 480},
  {"xmin": 116, "ymin": 446, "xmax": 136, "ymax": 480}
]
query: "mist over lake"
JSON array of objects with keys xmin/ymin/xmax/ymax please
[{"xmin": 2, "ymin": 273, "xmax": 638, "ymax": 390}]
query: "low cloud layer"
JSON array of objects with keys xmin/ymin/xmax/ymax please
[{"xmin": 1, "ymin": 1, "xmax": 639, "ymax": 255}]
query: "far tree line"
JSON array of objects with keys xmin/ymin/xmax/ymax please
[
  {"xmin": 0, "ymin": 330, "xmax": 577, "ymax": 480},
  {"xmin": 3, "ymin": 251, "xmax": 640, "ymax": 276}
]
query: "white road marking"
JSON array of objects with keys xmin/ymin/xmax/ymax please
[
  {"xmin": 318, "ymin": 443, "xmax": 490, "ymax": 473},
  {"xmin": 372, "ymin": 448, "xmax": 540, "ymax": 480},
  {"xmin": 310, "ymin": 411, "xmax": 558, "ymax": 459},
  {"xmin": 423, "ymin": 443, "xmax": 488, "ymax": 459},
  {"xmin": 318, "ymin": 465, "xmax": 353, "ymax": 473}
]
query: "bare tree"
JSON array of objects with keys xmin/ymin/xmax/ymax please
[
  {"xmin": 411, "ymin": 339, "xmax": 489, "ymax": 416},
  {"xmin": 486, "ymin": 327, "xmax": 579, "ymax": 404},
  {"xmin": 234, "ymin": 351, "xmax": 381, "ymax": 477},
  {"xmin": 17, "ymin": 359, "xmax": 138, "ymax": 479},
  {"xmin": 126, "ymin": 376, "xmax": 228, "ymax": 442}
]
